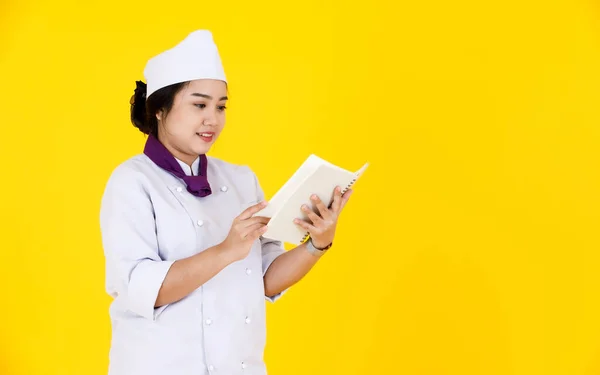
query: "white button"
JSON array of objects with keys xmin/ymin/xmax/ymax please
[
  {"xmin": 205, "ymin": 318, "xmax": 212, "ymax": 325},
  {"xmin": 220, "ymin": 186, "xmax": 228, "ymax": 192},
  {"xmin": 245, "ymin": 317, "xmax": 251, "ymax": 324},
  {"xmin": 197, "ymin": 220, "xmax": 204, "ymax": 227},
  {"xmin": 208, "ymin": 365, "xmax": 215, "ymax": 371},
  {"xmin": 241, "ymin": 362, "xmax": 246, "ymax": 369},
  {"xmin": 245, "ymin": 268, "xmax": 252, "ymax": 275},
  {"xmin": 176, "ymin": 186, "xmax": 183, "ymax": 192}
]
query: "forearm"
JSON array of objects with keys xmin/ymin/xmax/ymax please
[
  {"xmin": 155, "ymin": 244, "xmax": 234, "ymax": 307},
  {"xmin": 263, "ymin": 243, "xmax": 321, "ymax": 297}
]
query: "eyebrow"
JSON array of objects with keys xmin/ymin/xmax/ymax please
[{"xmin": 191, "ymin": 93, "xmax": 228, "ymax": 101}]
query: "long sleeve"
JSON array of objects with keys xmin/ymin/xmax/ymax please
[{"xmin": 100, "ymin": 165, "xmax": 175, "ymax": 320}]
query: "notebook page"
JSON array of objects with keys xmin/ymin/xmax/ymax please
[
  {"xmin": 262, "ymin": 163, "xmax": 358, "ymax": 244},
  {"xmin": 255, "ymin": 154, "xmax": 325, "ymax": 217}
]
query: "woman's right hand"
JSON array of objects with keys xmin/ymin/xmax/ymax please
[{"xmin": 219, "ymin": 201, "xmax": 270, "ymax": 262}]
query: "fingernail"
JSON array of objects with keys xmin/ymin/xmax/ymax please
[{"xmin": 311, "ymin": 194, "xmax": 317, "ymax": 200}]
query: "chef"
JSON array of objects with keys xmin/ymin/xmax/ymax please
[{"xmin": 99, "ymin": 30, "xmax": 353, "ymax": 375}]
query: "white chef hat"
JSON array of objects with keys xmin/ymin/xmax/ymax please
[{"xmin": 143, "ymin": 30, "xmax": 227, "ymax": 98}]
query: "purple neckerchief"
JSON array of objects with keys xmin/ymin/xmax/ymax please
[{"xmin": 143, "ymin": 134, "xmax": 212, "ymax": 198}]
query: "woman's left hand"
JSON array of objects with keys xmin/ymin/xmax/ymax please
[{"xmin": 293, "ymin": 186, "xmax": 353, "ymax": 249}]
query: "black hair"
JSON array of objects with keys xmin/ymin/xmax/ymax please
[{"xmin": 129, "ymin": 80, "xmax": 189, "ymax": 137}]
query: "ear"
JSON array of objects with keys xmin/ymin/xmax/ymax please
[{"xmin": 156, "ymin": 110, "xmax": 163, "ymax": 121}]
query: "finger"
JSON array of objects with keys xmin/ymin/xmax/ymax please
[
  {"xmin": 241, "ymin": 216, "xmax": 270, "ymax": 227},
  {"xmin": 293, "ymin": 218, "xmax": 318, "ymax": 233},
  {"xmin": 331, "ymin": 186, "xmax": 343, "ymax": 213},
  {"xmin": 236, "ymin": 220, "xmax": 269, "ymax": 238},
  {"xmin": 310, "ymin": 194, "xmax": 332, "ymax": 220},
  {"xmin": 242, "ymin": 222, "xmax": 268, "ymax": 238},
  {"xmin": 238, "ymin": 201, "xmax": 268, "ymax": 220},
  {"xmin": 301, "ymin": 204, "xmax": 323, "ymax": 225},
  {"xmin": 247, "ymin": 225, "xmax": 269, "ymax": 241},
  {"xmin": 340, "ymin": 189, "xmax": 353, "ymax": 210}
]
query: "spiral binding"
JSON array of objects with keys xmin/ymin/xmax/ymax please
[
  {"xmin": 299, "ymin": 176, "xmax": 358, "ymax": 243},
  {"xmin": 342, "ymin": 177, "xmax": 357, "ymax": 194}
]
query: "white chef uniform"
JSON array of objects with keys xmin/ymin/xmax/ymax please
[{"xmin": 100, "ymin": 154, "xmax": 286, "ymax": 375}]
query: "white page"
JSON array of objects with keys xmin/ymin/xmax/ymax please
[{"xmin": 254, "ymin": 154, "xmax": 324, "ymax": 218}]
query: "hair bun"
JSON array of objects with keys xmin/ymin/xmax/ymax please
[
  {"xmin": 134, "ymin": 80, "xmax": 147, "ymax": 99},
  {"xmin": 130, "ymin": 80, "xmax": 149, "ymax": 134}
]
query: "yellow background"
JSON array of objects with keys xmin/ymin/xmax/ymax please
[{"xmin": 2, "ymin": 0, "xmax": 600, "ymax": 374}]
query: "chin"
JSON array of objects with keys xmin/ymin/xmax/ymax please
[
  {"xmin": 190, "ymin": 137, "xmax": 216, "ymax": 155},
  {"xmin": 191, "ymin": 145, "xmax": 212, "ymax": 155}
]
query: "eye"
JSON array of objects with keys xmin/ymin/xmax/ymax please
[
  {"xmin": 217, "ymin": 105, "xmax": 227, "ymax": 112},
  {"xmin": 194, "ymin": 103, "xmax": 206, "ymax": 109}
]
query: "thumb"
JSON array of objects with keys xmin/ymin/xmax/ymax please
[{"xmin": 340, "ymin": 189, "xmax": 353, "ymax": 209}]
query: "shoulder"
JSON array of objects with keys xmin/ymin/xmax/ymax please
[
  {"xmin": 100, "ymin": 154, "xmax": 164, "ymax": 205},
  {"xmin": 99, "ymin": 155, "xmax": 157, "ymax": 224},
  {"xmin": 104, "ymin": 154, "xmax": 154, "ymax": 188}
]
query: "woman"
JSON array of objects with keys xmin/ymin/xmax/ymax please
[{"xmin": 99, "ymin": 30, "xmax": 352, "ymax": 375}]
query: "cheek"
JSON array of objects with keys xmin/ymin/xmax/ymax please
[
  {"xmin": 170, "ymin": 109, "xmax": 201, "ymax": 133},
  {"xmin": 217, "ymin": 112, "xmax": 226, "ymax": 128}
]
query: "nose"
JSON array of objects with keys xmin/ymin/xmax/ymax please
[{"xmin": 202, "ymin": 109, "xmax": 218, "ymax": 127}]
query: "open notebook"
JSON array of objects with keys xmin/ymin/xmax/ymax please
[{"xmin": 254, "ymin": 155, "xmax": 369, "ymax": 245}]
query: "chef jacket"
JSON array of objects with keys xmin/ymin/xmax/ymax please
[{"xmin": 100, "ymin": 153, "xmax": 286, "ymax": 375}]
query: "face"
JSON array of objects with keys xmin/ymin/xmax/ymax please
[{"xmin": 157, "ymin": 79, "xmax": 228, "ymax": 164}]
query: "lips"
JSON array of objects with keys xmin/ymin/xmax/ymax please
[{"xmin": 196, "ymin": 132, "xmax": 215, "ymax": 143}]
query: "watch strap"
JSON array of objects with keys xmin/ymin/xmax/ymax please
[{"xmin": 305, "ymin": 237, "xmax": 332, "ymax": 256}]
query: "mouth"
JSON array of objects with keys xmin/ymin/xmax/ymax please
[{"xmin": 196, "ymin": 132, "xmax": 215, "ymax": 143}]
